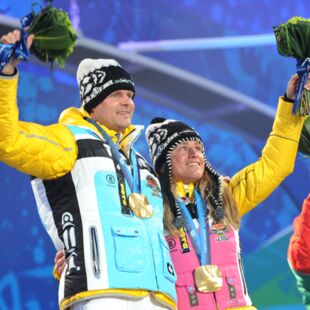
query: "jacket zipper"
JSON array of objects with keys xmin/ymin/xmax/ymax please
[
  {"xmin": 90, "ymin": 226, "xmax": 101, "ymax": 278},
  {"xmin": 238, "ymin": 252, "xmax": 248, "ymax": 295}
]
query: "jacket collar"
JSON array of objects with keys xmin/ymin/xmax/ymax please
[
  {"xmin": 59, "ymin": 107, "xmax": 144, "ymax": 157},
  {"xmin": 174, "ymin": 181, "xmax": 195, "ymax": 201}
]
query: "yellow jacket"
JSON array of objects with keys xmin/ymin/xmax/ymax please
[{"xmin": 228, "ymin": 98, "xmax": 304, "ymax": 216}]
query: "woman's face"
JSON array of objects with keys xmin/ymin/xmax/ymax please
[{"xmin": 171, "ymin": 140, "xmax": 205, "ymax": 184}]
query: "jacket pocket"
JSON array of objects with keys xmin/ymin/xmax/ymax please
[
  {"xmin": 215, "ymin": 266, "xmax": 249, "ymax": 308},
  {"xmin": 111, "ymin": 226, "xmax": 147, "ymax": 273},
  {"xmin": 159, "ymin": 234, "xmax": 177, "ymax": 283},
  {"xmin": 175, "ymin": 271, "xmax": 204, "ymax": 309}
]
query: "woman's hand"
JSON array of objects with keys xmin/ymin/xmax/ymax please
[{"xmin": 286, "ymin": 73, "xmax": 310, "ymax": 100}]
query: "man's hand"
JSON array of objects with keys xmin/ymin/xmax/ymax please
[{"xmin": 0, "ymin": 30, "xmax": 34, "ymax": 75}]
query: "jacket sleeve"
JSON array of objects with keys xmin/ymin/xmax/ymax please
[
  {"xmin": 288, "ymin": 195, "xmax": 310, "ymax": 274},
  {"xmin": 0, "ymin": 73, "xmax": 78, "ymax": 179},
  {"xmin": 228, "ymin": 97, "xmax": 304, "ymax": 216}
]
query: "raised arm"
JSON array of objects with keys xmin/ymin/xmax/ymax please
[
  {"xmin": 229, "ymin": 74, "xmax": 307, "ymax": 216},
  {"xmin": 0, "ymin": 30, "xmax": 77, "ymax": 179}
]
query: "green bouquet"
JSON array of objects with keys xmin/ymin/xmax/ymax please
[
  {"xmin": 26, "ymin": 1, "xmax": 77, "ymax": 68},
  {"xmin": 298, "ymin": 116, "xmax": 310, "ymax": 157},
  {"xmin": 273, "ymin": 16, "xmax": 310, "ymax": 116}
]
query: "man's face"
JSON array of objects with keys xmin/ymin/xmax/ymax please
[
  {"xmin": 171, "ymin": 140, "xmax": 205, "ymax": 184},
  {"xmin": 90, "ymin": 89, "xmax": 135, "ymax": 132}
]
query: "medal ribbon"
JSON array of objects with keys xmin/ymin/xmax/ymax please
[
  {"xmin": 294, "ymin": 57, "xmax": 310, "ymax": 114},
  {"xmin": 86, "ymin": 118, "xmax": 140, "ymax": 193},
  {"xmin": 177, "ymin": 189, "xmax": 210, "ymax": 265}
]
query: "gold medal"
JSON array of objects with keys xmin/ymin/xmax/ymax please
[
  {"xmin": 128, "ymin": 193, "xmax": 153, "ymax": 218},
  {"xmin": 194, "ymin": 265, "xmax": 223, "ymax": 293}
]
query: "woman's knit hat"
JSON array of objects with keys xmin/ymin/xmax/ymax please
[
  {"xmin": 77, "ymin": 58, "xmax": 135, "ymax": 113},
  {"xmin": 146, "ymin": 117, "xmax": 224, "ymax": 226},
  {"xmin": 146, "ymin": 117, "xmax": 204, "ymax": 172}
]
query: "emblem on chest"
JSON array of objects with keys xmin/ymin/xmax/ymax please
[{"xmin": 210, "ymin": 224, "xmax": 229, "ymax": 241}]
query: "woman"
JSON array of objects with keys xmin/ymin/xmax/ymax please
[{"xmin": 144, "ymin": 74, "xmax": 306, "ymax": 309}]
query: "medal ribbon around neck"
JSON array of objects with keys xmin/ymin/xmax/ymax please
[
  {"xmin": 177, "ymin": 189, "xmax": 210, "ymax": 265},
  {"xmin": 86, "ymin": 118, "xmax": 152, "ymax": 218},
  {"xmin": 86, "ymin": 117, "xmax": 137, "ymax": 192},
  {"xmin": 178, "ymin": 189, "xmax": 223, "ymax": 293}
]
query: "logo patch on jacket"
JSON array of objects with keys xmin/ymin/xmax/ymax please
[
  {"xmin": 167, "ymin": 238, "xmax": 176, "ymax": 250},
  {"xmin": 146, "ymin": 175, "xmax": 161, "ymax": 198},
  {"xmin": 106, "ymin": 174, "xmax": 116, "ymax": 185},
  {"xmin": 210, "ymin": 224, "xmax": 229, "ymax": 241}
]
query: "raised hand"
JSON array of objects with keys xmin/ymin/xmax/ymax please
[{"xmin": 0, "ymin": 29, "xmax": 34, "ymax": 75}]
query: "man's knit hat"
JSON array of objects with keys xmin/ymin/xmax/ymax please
[
  {"xmin": 77, "ymin": 58, "xmax": 135, "ymax": 113},
  {"xmin": 146, "ymin": 117, "xmax": 224, "ymax": 225}
]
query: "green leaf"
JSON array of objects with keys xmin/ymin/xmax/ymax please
[
  {"xmin": 273, "ymin": 16, "xmax": 310, "ymax": 58},
  {"xmin": 27, "ymin": 4, "xmax": 77, "ymax": 68},
  {"xmin": 273, "ymin": 17, "xmax": 310, "ymax": 116}
]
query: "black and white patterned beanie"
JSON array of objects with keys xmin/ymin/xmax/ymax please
[
  {"xmin": 77, "ymin": 58, "xmax": 135, "ymax": 113},
  {"xmin": 146, "ymin": 117, "xmax": 204, "ymax": 172},
  {"xmin": 146, "ymin": 117, "xmax": 224, "ymax": 226}
]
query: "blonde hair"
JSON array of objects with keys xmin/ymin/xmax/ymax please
[{"xmin": 164, "ymin": 171, "xmax": 240, "ymax": 236}]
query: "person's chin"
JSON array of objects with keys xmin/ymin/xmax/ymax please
[
  {"xmin": 117, "ymin": 119, "xmax": 131, "ymax": 130},
  {"xmin": 184, "ymin": 175, "xmax": 200, "ymax": 183},
  {"xmin": 189, "ymin": 171, "xmax": 204, "ymax": 182}
]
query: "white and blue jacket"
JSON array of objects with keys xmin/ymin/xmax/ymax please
[{"xmin": 31, "ymin": 124, "xmax": 177, "ymax": 309}]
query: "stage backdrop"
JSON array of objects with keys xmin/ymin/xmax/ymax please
[{"xmin": 0, "ymin": 1, "xmax": 309, "ymax": 309}]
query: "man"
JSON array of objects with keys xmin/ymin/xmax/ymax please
[{"xmin": 0, "ymin": 30, "xmax": 176, "ymax": 310}]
